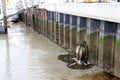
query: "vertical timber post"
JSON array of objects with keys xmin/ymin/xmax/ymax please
[
  {"xmin": 70, "ymin": 15, "xmax": 77, "ymax": 53},
  {"xmin": 59, "ymin": 13, "xmax": 64, "ymax": 45},
  {"xmin": 63, "ymin": 14, "xmax": 70, "ymax": 49},
  {"xmin": 63, "ymin": 14, "xmax": 65, "ymax": 47},
  {"xmin": 76, "ymin": 16, "xmax": 80, "ymax": 43},
  {"xmin": 50, "ymin": 11, "xmax": 53, "ymax": 40},
  {"xmin": 1, "ymin": 0, "xmax": 8, "ymax": 34},
  {"xmin": 86, "ymin": 18, "xmax": 100, "ymax": 65},
  {"xmin": 38, "ymin": 9, "xmax": 41, "ymax": 33},
  {"xmin": 47, "ymin": 11, "xmax": 50, "ymax": 38},
  {"xmin": 98, "ymin": 21, "xmax": 105, "ymax": 68},
  {"xmin": 79, "ymin": 17, "xmax": 87, "ymax": 42},
  {"xmin": 54, "ymin": 12, "xmax": 59, "ymax": 44},
  {"xmin": 70, "ymin": 15, "xmax": 72, "ymax": 52}
]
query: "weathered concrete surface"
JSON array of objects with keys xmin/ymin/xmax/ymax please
[{"xmin": 0, "ymin": 22, "xmax": 119, "ymax": 80}]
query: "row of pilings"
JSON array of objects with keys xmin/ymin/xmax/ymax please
[{"xmin": 18, "ymin": 6, "xmax": 120, "ymax": 78}]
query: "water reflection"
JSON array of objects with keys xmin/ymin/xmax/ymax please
[{"xmin": 6, "ymin": 35, "xmax": 12, "ymax": 80}]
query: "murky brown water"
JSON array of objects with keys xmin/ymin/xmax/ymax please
[{"xmin": 0, "ymin": 22, "xmax": 119, "ymax": 80}]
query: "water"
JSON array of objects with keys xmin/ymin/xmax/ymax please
[{"xmin": 0, "ymin": 22, "xmax": 119, "ymax": 80}]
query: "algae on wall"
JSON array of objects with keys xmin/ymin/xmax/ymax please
[
  {"xmin": 88, "ymin": 32, "xmax": 99, "ymax": 64},
  {"xmin": 114, "ymin": 23, "xmax": 120, "ymax": 78},
  {"xmin": 98, "ymin": 21, "xmax": 116, "ymax": 72},
  {"xmin": 63, "ymin": 14, "xmax": 70, "ymax": 49},
  {"xmin": 70, "ymin": 27, "xmax": 77, "ymax": 52},
  {"xmin": 64, "ymin": 25, "xmax": 70, "ymax": 49},
  {"xmin": 59, "ymin": 24, "xmax": 64, "ymax": 45},
  {"xmin": 103, "ymin": 35, "xmax": 115, "ymax": 71},
  {"xmin": 70, "ymin": 15, "xmax": 77, "ymax": 53},
  {"xmin": 59, "ymin": 13, "xmax": 64, "ymax": 45},
  {"xmin": 86, "ymin": 19, "xmax": 100, "ymax": 65}
]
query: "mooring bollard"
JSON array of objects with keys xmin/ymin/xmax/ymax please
[{"xmin": 68, "ymin": 41, "xmax": 90, "ymax": 67}]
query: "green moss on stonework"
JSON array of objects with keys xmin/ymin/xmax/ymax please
[
  {"xmin": 79, "ymin": 29, "xmax": 86, "ymax": 41},
  {"xmin": 71, "ymin": 28, "xmax": 77, "ymax": 33},
  {"xmin": 99, "ymin": 35, "xmax": 116, "ymax": 43},
  {"xmin": 79, "ymin": 29, "xmax": 86, "ymax": 34},
  {"xmin": 65, "ymin": 26, "xmax": 70, "ymax": 29},
  {"xmin": 77, "ymin": 29, "xmax": 85, "ymax": 35},
  {"xmin": 104, "ymin": 35, "xmax": 115, "ymax": 41},
  {"xmin": 90, "ymin": 32, "xmax": 99, "ymax": 37},
  {"xmin": 99, "ymin": 38, "xmax": 104, "ymax": 43},
  {"xmin": 116, "ymin": 41, "xmax": 120, "ymax": 46}
]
